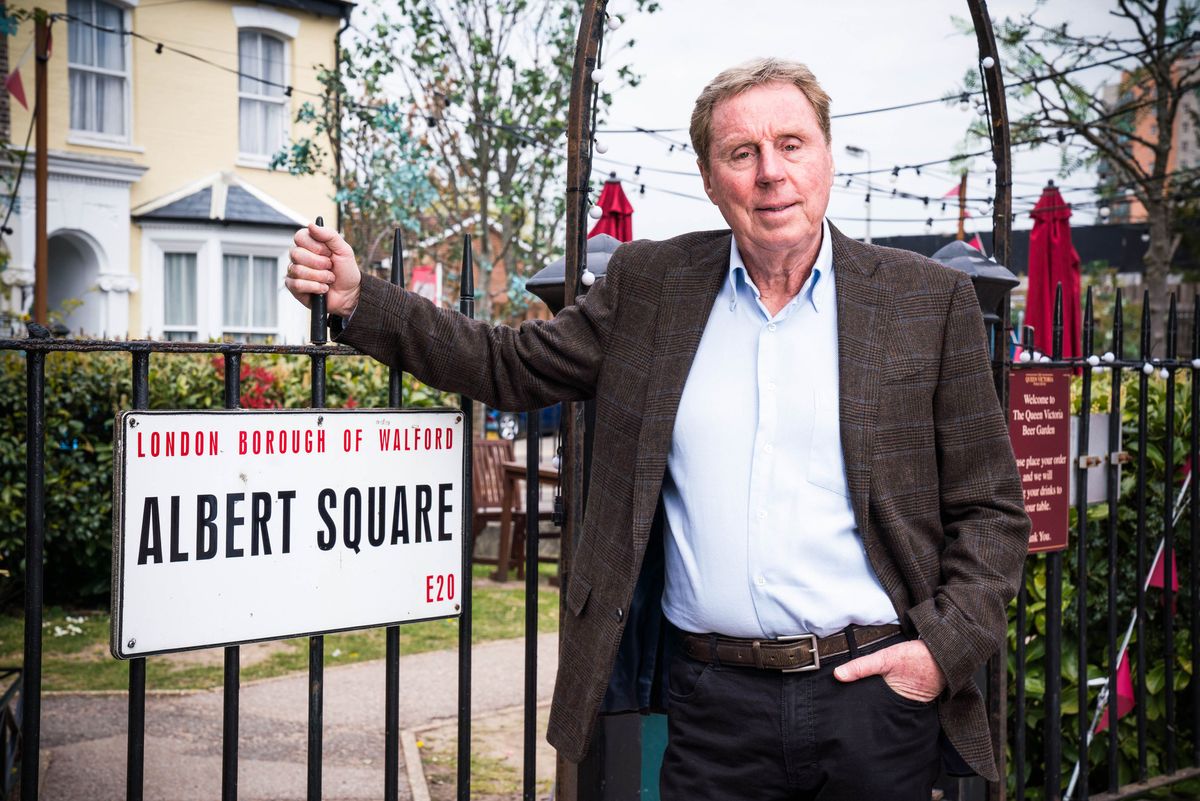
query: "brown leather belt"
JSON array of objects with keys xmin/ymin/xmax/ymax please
[{"xmin": 681, "ymin": 624, "xmax": 903, "ymax": 673}]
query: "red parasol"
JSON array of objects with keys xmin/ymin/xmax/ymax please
[
  {"xmin": 1026, "ymin": 183, "xmax": 1081, "ymax": 359},
  {"xmin": 588, "ymin": 175, "xmax": 634, "ymax": 243}
]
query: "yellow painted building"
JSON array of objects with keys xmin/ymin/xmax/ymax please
[{"xmin": 3, "ymin": 0, "xmax": 345, "ymax": 341}]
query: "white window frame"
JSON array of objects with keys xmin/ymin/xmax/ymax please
[
  {"xmin": 220, "ymin": 250, "xmax": 284, "ymax": 343},
  {"xmin": 67, "ymin": 0, "xmax": 133, "ymax": 146},
  {"xmin": 236, "ymin": 29, "xmax": 291, "ymax": 168},
  {"xmin": 142, "ymin": 225, "xmax": 300, "ymax": 343},
  {"xmin": 160, "ymin": 251, "xmax": 200, "ymax": 341}
]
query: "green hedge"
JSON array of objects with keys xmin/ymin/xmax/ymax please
[{"xmin": 0, "ymin": 350, "xmax": 450, "ymax": 604}]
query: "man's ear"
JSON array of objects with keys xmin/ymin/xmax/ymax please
[{"xmin": 698, "ymin": 159, "xmax": 717, "ymax": 204}]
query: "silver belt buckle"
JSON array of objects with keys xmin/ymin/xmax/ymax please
[{"xmin": 777, "ymin": 633, "xmax": 820, "ymax": 673}]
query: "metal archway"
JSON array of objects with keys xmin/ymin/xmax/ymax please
[{"xmin": 558, "ymin": 3, "xmax": 1014, "ymax": 800}]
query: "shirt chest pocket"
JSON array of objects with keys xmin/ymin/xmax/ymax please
[{"xmin": 806, "ymin": 389, "xmax": 850, "ymax": 498}]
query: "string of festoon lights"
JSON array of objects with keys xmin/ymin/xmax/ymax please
[{"xmin": 577, "ymin": 9, "xmax": 626, "ymax": 287}]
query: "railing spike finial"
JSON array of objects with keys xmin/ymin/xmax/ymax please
[{"xmin": 391, "ymin": 228, "xmax": 405, "ymax": 289}]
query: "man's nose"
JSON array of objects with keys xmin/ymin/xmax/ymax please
[{"xmin": 756, "ymin": 148, "xmax": 785, "ymax": 184}]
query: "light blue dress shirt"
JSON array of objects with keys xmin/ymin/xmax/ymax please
[{"xmin": 661, "ymin": 220, "xmax": 899, "ymax": 639}]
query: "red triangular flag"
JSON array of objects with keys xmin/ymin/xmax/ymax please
[
  {"xmin": 1095, "ymin": 652, "xmax": 1135, "ymax": 733},
  {"xmin": 5, "ymin": 70, "xmax": 26, "ymax": 110},
  {"xmin": 1149, "ymin": 546, "xmax": 1180, "ymax": 593},
  {"xmin": 5, "ymin": 38, "xmax": 33, "ymax": 110},
  {"xmin": 967, "ymin": 233, "xmax": 985, "ymax": 255}
]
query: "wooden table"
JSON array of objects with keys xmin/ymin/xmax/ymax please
[{"xmin": 495, "ymin": 459, "xmax": 559, "ymax": 582}]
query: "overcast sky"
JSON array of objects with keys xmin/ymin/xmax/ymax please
[{"xmin": 593, "ymin": 0, "xmax": 1121, "ymax": 244}]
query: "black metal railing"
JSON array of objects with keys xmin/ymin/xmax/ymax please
[
  {"xmin": 4, "ymin": 230, "xmax": 552, "ymax": 801},
  {"xmin": 1003, "ymin": 285, "xmax": 1200, "ymax": 801}
]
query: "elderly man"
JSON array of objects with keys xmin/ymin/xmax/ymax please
[{"xmin": 286, "ymin": 58, "xmax": 1028, "ymax": 800}]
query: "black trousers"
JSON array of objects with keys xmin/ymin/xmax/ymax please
[{"xmin": 660, "ymin": 629, "xmax": 941, "ymax": 801}]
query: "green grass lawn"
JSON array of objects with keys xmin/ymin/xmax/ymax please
[{"xmin": 0, "ymin": 564, "xmax": 559, "ymax": 692}]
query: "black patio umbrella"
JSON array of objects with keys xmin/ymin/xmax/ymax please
[{"xmin": 525, "ymin": 233, "xmax": 622, "ymax": 314}]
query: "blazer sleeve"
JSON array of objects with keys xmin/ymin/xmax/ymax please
[
  {"xmin": 905, "ymin": 274, "xmax": 1030, "ymax": 695},
  {"xmin": 333, "ymin": 256, "xmax": 624, "ymax": 411}
]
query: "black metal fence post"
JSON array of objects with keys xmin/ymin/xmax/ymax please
[
  {"xmin": 128, "ymin": 350, "xmax": 150, "ymax": 801},
  {"xmin": 1075, "ymin": 287, "xmax": 1095, "ymax": 801},
  {"xmin": 1046, "ymin": 285, "xmax": 1065, "ymax": 801},
  {"xmin": 223, "ymin": 352, "xmax": 242, "ymax": 801},
  {"xmin": 1163, "ymin": 294, "xmax": 1178, "ymax": 774},
  {"xmin": 1104, "ymin": 289, "xmax": 1125, "ymax": 790},
  {"xmin": 308, "ymin": 220, "xmax": 328, "ymax": 800},
  {"xmin": 20, "ymin": 329, "xmax": 47, "ymax": 801},
  {"xmin": 1135, "ymin": 293, "xmax": 1151, "ymax": 783},
  {"xmin": 457, "ymin": 234, "xmax": 475, "ymax": 801},
  {"xmin": 384, "ymin": 228, "xmax": 405, "ymax": 801}
]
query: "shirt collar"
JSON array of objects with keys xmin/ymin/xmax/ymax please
[{"xmin": 727, "ymin": 218, "xmax": 834, "ymax": 314}]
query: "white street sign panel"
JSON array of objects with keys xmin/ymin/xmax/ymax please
[{"xmin": 111, "ymin": 409, "xmax": 464, "ymax": 658}]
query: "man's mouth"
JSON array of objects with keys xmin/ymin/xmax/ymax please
[{"xmin": 757, "ymin": 202, "xmax": 796, "ymax": 213}]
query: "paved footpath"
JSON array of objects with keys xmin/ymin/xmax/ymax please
[{"xmin": 40, "ymin": 633, "xmax": 558, "ymax": 801}]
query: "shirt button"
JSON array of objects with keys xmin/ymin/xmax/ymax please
[
  {"xmin": 613, "ymin": 607, "xmax": 624, "ymax": 621},
  {"xmin": 757, "ymin": 510, "xmax": 768, "ymax": 520},
  {"xmin": 767, "ymin": 323, "xmax": 777, "ymax": 332},
  {"xmin": 764, "ymin": 443, "xmax": 774, "ymax": 453},
  {"xmin": 755, "ymin": 576, "xmax": 766, "ymax": 587},
  {"xmin": 766, "ymin": 382, "xmax": 777, "ymax": 392}
]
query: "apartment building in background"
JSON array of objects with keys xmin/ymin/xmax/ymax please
[
  {"xmin": 1099, "ymin": 44, "xmax": 1200, "ymax": 224},
  {"xmin": 1, "ymin": 0, "xmax": 346, "ymax": 341}
]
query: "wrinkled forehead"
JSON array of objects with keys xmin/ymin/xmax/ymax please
[{"xmin": 709, "ymin": 83, "xmax": 824, "ymax": 146}]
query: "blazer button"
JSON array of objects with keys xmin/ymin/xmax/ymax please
[{"xmin": 613, "ymin": 607, "xmax": 624, "ymax": 621}]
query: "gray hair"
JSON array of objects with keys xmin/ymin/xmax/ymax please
[{"xmin": 690, "ymin": 58, "xmax": 832, "ymax": 167}]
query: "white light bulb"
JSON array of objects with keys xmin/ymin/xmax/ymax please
[
  {"xmin": 591, "ymin": 68, "xmax": 606, "ymax": 84},
  {"xmin": 606, "ymin": 15, "xmax": 621, "ymax": 30},
  {"xmin": 1103, "ymin": 352, "xmax": 1115, "ymax": 363},
  {"xmin": 981, "ymin": 56, "xmax": 996, "ymax": 69},
  {"xmin": 588, "ymin": 205, "xmax": 603, "ymax": 220},
  {"xmin": 1040, "ymin": 355, "xmax": 1052, "ymax": 363},
  {"xmin": 1019, "ymin": 351, "xmax": 1032, "ymax": 363},
  {"xmin": 1143, "ymin": 362, "xmax": 1155, "ymax": 375},
  {"xmin": 1192, "ymin": 358, "xmax": 1200, "ymax": 369},
  {"xmin": 552, "ymin": 455, "xmax": 561, "ymax": 469},
  {"xmin": 1087, "ymin": 355, "xmax": 1100, "ymax": 367},
  {"xmin": 594, "ymin": 140, "xmax": 608, "ymax": 154},
  {"xmin": 581, "ymin": 269, "xmax": 596, "ymax": 287},
  {"xmin": 1141, "ymin": 232, "xmax": 1150, "ymax": 243},
  {"xmin": 977, "ymin": 105, "xmax": 988, "ymax": 116},
  {"xmin": 1099, "ymin": 206, "xmax": 1111, "ymax": 219},
  {"xmin": 1160, "ymin": 368, "xmax": 1170, "ymax": 379}
]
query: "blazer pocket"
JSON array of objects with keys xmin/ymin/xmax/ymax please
[{"xmin": 567, "ymin": 574, "xmax": 592, "ymax": 617}]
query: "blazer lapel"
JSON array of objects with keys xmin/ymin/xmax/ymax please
[
  {"xmin": 831, "ymin": 226, "xmax": 886, "ymax": 539},
  {"xmin": 629, "ymin": 234, "xmax": 731, "ymax": 557}
]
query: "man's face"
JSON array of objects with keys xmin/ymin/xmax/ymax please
[{"xmin": 699, "ymin": 82, "xmax": 833, "ymax": 261}]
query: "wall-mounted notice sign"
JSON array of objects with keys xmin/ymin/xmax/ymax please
[
  {"xmin": 1008, "ymin": 370, "xmax": 1071, "ymax": 554},
  {"xmin": 111, "ymin": 409, "xmax": 463, "ymax": 659}
]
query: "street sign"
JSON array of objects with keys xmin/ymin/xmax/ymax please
[{"xmin": 111, "ymin": 409, "xmax": 464, "ymax": 658}]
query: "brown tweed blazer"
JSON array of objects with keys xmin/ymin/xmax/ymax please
[{"xmin": 338, "ymin": 224, "xmax": 1030, "ymax": 782}]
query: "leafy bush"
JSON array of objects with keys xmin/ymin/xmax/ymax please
[{"xmin": 0, "ymin": 350, "xmax": 451, "ymax": 604}]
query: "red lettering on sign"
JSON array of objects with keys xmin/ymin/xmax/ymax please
[{"xmin": 425, "ymin": 574, "xmax": 455, "ymax": 603}]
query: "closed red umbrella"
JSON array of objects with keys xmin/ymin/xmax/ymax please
[
  {"xmin": 588, "ymin": 175, "xmax": 634, "ymax": 243},
  {"xmin": 1026, "ymin": 183, "xmax": 1081, "ymax": 359}
]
